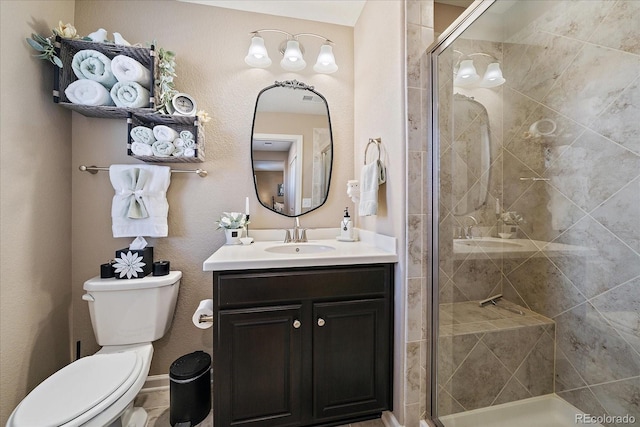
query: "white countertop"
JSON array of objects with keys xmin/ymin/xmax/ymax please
[{"xmin": 203, "ymin": 228, "xmax": 398, "ymax": 271}]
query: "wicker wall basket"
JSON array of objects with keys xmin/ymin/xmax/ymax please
[
  {"xmin": 127, "ymin": 113, "xmax": 205, "ymax": 163},
  {"xmin": 53, "ymin": 37, "xmax": 157, "ymax": 119}
]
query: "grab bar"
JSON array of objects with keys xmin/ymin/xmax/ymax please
[
  {"xmin": 79, "ymin": 165, "xmax": 208, "ymax": 177},
  {"xmin": 519, "ymin": 177, "xmax": 549, "ymax": 182}
]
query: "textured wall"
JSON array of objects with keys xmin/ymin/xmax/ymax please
[
  {"xmin": 0, "ymin": 1, "xmax": 74, "ymax": 423},
  {"xmin": 72, "ymin": 0, "xmax": 354, "ymax": 375}
]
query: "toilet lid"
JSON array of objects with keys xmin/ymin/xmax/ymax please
[{"xmin": 12, "ymin": 352, "xmax": 140, "ymax": 427}]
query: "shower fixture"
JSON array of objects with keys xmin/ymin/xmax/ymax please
[
  {"xmin": 453, "ymin": 50, "xmax": 505, "ymax": 88},
  {"xmin": 245, "ymin": 29, "xmax": 338, "ymax": 74}
]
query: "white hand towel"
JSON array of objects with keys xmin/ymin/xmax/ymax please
[
  {"xmin": 152, "ymin": 140, "xmax": 175, "ymax": 157},
  {"xmin": 179, "ymin": 130, "xmax": 195, "ymax": 142},
  {"xmin": 110, "ymin": 164, "xmax": 171, "ymax": 238},
  {"xmin": 153, "ymin": 125, "xmax": 179, "ymax": 142},
  {"xmin": 110, "ymin": 81, "xmax": 150, "ymax": 108},
  {"xmin": 358, "ymin": 160, "xmax": 386, "ymax": 216},
  {"xmin": 71, "ymin": 49, "xmax": 117, "ymax": 88},
  {"xmin": 64, "ymin": 79, "xmax": 114, "ymax": 106},
  {"xmin": 130, "ymin": 141, "xmax": 154, "ymax": 156},
  {"xmin": 111, "ymin": 55, "xmax": 151, "ymax": 89},
  {"xmin": 130, "ymin": 126, "xmax": 156, "ymax": 145}
]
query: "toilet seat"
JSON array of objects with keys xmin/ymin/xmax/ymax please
[{"xmin": 9, "ymin": 351, "xmax": 143, "ymax": 427}]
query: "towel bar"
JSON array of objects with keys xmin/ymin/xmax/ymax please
[{"xmin": 79, "ymin": 165, "xmax": 208, "ymax": 177}]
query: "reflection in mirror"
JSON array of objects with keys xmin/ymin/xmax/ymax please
[
  {"xmin": 452, "ymin": 93, "xmax": 491, "ymax": 215},
  {"xmin": 251, "ymin": 80, "xmax": 333, "ymax": 217}
]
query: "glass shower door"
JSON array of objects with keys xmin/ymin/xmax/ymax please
[{"xmin": 429, "ymin": 1, "xmax": 640, "ymax": 426}]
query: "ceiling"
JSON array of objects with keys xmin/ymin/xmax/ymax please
[{"xmin": 178, "ymin": 0, "xmax": 475, "ymax": 27}]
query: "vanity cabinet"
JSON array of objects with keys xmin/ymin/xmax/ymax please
[{"xmin": 213, "ymin": 263, "xmax": 394, "ymax": 427}]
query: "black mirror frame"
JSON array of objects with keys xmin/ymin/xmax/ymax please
[{"xmin": 250, "ymin": 80, "xmax": 334, "ymax": 218}]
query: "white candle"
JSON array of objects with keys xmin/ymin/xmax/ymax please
[
  {"xmin": 495, "ymin": 198, "xmax": 500, "ymax": 215},
  {"xmin": 245, "ymin": 197, "xmax": 250, "ymax": 215}
]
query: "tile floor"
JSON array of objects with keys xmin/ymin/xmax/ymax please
[{"xmin": 136, "ymin": 388, "xmax": 385, "ymax": 427}]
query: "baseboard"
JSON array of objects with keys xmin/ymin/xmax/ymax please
[
  {"xmin": 382, "ymin": 411, "xmax": 403, "ymax": 427},
  {"xmin": 142, "ymin": 373, "xmax": 169, "ymax": 391}
]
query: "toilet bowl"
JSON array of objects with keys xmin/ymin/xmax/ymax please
[{"xmin": 8, "ymin": 271, "xmax": 182, "ymax": 427}]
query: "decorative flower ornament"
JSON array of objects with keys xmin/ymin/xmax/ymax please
[
  {"xmin": 53, "ymin": 21, "xmax": 78, "ymax": 39},
  {"xmin": 216, "ymin": 212, "xmax": 249, "ymax": 230},
  {"xmin": 113, "ymin": 251, "xmax": 146, "ymax": 279},
  {"xmin": 196, "ymin": 110, "xmax": 211, "ymax": 123}
]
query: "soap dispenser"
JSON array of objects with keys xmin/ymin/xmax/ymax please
[{"xmin": 340, "ymin": 207, "xmax": 354, "ymax": 241}]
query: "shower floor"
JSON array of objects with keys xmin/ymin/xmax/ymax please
[{"xmin": 438, "ymin": 394, "xmax": 603, "ymax": 427}]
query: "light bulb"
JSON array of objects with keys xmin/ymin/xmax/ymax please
[
  {"xmin": 280, "ymin": 40, "xmax": 306, "ymax": 71},
  {"xmin": 479, "ymin": 62, "xmax": 505, "ymax": 88},
  {"xmin": 454, "ymin": 59, "xmax": 480, "ymax": 87},
  {"xmin": 313, "ymin": 44, "xmax": 338, "ymax": 74},
  {"xmin": 244, "ymin": 36, "xmax": 271, "ymax": 68}
]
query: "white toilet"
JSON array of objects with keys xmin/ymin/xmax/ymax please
[{"xmin": 7, "ymin": 271, "xmax": 182, "ymax": 427}]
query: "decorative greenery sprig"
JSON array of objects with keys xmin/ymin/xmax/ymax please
[
  {"xmin": 26, "ymin": 21, "xmax": 81, "ymax": 68},
  {"xmin": 26, "ymin": 33, "xmax": 63, "ymax": 67},
  {"xmin": 154, "ymin": 44, "xmax": 178, "ymax": 114}
]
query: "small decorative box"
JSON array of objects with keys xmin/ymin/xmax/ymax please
[{"xmin": 114, "ymin": 247, "xmax": 154, "ymax": 279}]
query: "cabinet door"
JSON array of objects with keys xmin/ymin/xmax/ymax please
[
  {"xmin": 216, "ymin": 305, "xmax": 303, "ymax": 427},
  {"xmin": 313, "ymin": 299, "xmax": 390, "ymax": 421}
]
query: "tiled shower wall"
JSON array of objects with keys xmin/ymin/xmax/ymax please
[
  {"xmin": 405, "ymin": 0, "xmax": 434, "ymax": 426},
  {"xmin": 499, "ymin": 1, "xmax": 640, "ymax": 421}
]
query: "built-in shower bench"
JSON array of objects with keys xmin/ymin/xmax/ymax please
[
  {"xmin": 437, "ymin": 299, "xmax": 556, "ymax": 415},
  {"xmin": 439, "ymin": 299, "xmax": 554, "ymax": 337}
]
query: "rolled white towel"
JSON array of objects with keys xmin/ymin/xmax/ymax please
[
  {"xmin": 172, "ymin": 147, "xmax": 185, "ymax": 157},
  {"xmin": 71, "ymin": 49, "xmax": 117, "ymax": 88},
  {"xmin": 110, "ymin": 81, "xmax": 150, "ymax": 108},
  {"xmin": 179, "ymin": 130, "xmax": 194, "ymax": 142},
  {"xmin": 152, "ymin": 140, "xmax": 175, "ymax": 157},
  {"xmin": 153, "ymin": 125, "xmax": 179, "ymax": 142},
  {"xmin": 111, "ymin": 55, "xmax": 152, "ymax": 89},
  {"xmin": 184, "ymin": 148, "xmax": 196, "ymax": 158},
  {"xmin": 130, "ymin": 126, "xmax": 156, "ymax": 145},
  {"xmin": 130, "ymin": 141, "xmax": 154, "ymax": 156},
  {"xmin": 64, "ymin": 79, "xmax": 114, "ymax": 106}
]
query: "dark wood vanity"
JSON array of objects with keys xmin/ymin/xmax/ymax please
[{"xmin": 212, "ymin": 263, "xmax": 394, "ymax": 427}]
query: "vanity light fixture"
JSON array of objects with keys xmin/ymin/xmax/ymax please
[
  {"xmin": 245, "ymin": 29, "xmax": 338, "ymax": 74},
  {"xmin": 453, "ymin": 51, "xmax": 505, "ymax": 89}
]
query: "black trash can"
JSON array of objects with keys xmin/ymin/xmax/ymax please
[{"xmin": 169, "ymin": 351, "xmax": 212, "ymax": 426}]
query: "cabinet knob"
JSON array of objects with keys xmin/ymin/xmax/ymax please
[
  {"xmin": 293, "ymin": 319, "xmax": 301, "ymax": 329},
  {"xmin": 317, "ymin": 318, "xmax": 326, "ymax": 327}
]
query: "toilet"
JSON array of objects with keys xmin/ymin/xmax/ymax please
[{"xmin": 7, "ymin": 271, "xmax": 182, "ymax": 427}]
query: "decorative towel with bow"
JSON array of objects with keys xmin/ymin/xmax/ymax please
[{"xmin": 109, "ymin": 165, "xmax": 171, "ymax": 237}]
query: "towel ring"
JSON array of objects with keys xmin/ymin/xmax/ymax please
[{"xmin": 364, "ymin": 138, "xmax": 381, "ymax": 165}]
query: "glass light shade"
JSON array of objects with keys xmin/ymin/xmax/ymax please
[
  {"xmin": 280, "ymin": 40, "xmax": 306, "ymax": 71},
  {"xmin": 244, "ymin": 36, "xmax": 271, "ymax": 68},
  {"xmin": 313, "ymin": 44, "xmax": 338, "ymax": 74},
  {"xmin": 454, "ymin": 59, "xmax": 480, "ymax": 87},
  {"xmin": 479, "ymin": 62, "xmax": 506, "ymax": 87}
]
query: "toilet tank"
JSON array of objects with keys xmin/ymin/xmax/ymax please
[{"xmin": 83, "ymin": 271, "xmax": 182, "ymax": 346}]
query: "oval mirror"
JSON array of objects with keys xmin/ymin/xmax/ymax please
[
  {"xmin": 251, "ymin": 80, "xmax": 333, "ymax": 217},
  {"xmin": 452, "ymin": 93, "xmax": 491, "ymax": 215}
]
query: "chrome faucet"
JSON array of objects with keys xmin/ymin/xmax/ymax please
[
  {"xmin": 464, "ymin": 215, "xmax": 478, "ymax": 239},
  {"xmin": 283, "ymin": 218, "xmax": 308, "ymax": 243}
]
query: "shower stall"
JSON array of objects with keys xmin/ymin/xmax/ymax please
[{"xmin": 427, "ymin": 1, "xmax": 639, "ymax": 426}]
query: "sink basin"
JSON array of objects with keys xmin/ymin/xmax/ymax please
[
  {"xmin": 454, "ymin": 239, "xmax": 523, "ymax": 248},
  {"xmin": 265, "ymin": 244, "xmax": 336, "ymax": 254}
]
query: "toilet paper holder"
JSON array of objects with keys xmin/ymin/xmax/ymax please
[{"xmin": 199, "ymin": 314, "xmax": 213, "ymax": 324}]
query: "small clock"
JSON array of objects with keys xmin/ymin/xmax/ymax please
[{"xmin": 170, "ymin": 93, "xmax": 197, "ymax": 116}]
